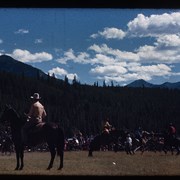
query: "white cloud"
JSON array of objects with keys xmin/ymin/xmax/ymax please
[
  {"xmin": 127, "ymin": 12, "xmax": 180, "ymax": 37},
  {"xmin": 92, "ymin": 12, "xmax": 180, "ymax": 83},
  {"xmin": 90, "ymin": 54, "xmax": 116, "ymax": 65},
  {"xmin": 10, "ymin": 49, "xmax": 53, "ymax": 63},
  {"xmin": 56, "ymin": 49, "xmax": 90, "ymax": 64},
  {"xmin": 52, "ymin": 11, "xmax": 180, "ymax": 84},
  {"xmin": 89, "ymin": 12, "xmax": 180, "ymax": 84},
  {"xmin": 67, "ymin": 73, "xmax": 78, "ymax": 81},
  {"xmin": 56, "ymin": 49, "xmax": 75, "ymax": 64},
  {"xmin": 90, "ymin": 12, "xmax": 180, "ymax": 40},
  {"xmin": 96, "ymin": 72, "xmax": 153, "ymax": 83},
  {"xmin": 48, "ymin": 67, "xmax": 78, "ymax": 81},
  {"xmin": 14, "ymin": 29, "xmax": 29, "ymax": 34},
  {"xmin": 88, "ymin": 44, "xmax": 109, "ymax": 53},
  {"xmin": 155, "ymin": 34, "xmax": 180, "ymax": 47},
  {"xmin": 136, "ymin": 39, "xmax": 180, "ymax": 64},
  {"xmin": 59, "ymin": 37, "xmax": 180, "ymax": 83},
  {"xmin": 90, "ymin": 27, "xmax": 126, "ymax": 39},
  {"xmin": 34, "ymin": 39, "xmax": 43, "ymax": 44},
  {"xmin": 89, "ymin": 44, "xmax": 139, "ymax": 62},
  {"xmin": 58, "ymin": 44, "xmax": 139, "ymax": 66},
  {"xmin": 128, "ymin": 64, "xmax": 171, "ymax": 76},
  {"xmin": 90, "ymin": 62, "xmax": 174, "ymax": 83},
  {"xmin": 90, "ymin": 65, "xmax": 127, "ymax": 76},
  {"xmin": 48, "ymin": 67, "xmax": 68, "ymax": 76},
  {"xmin": 0, "ymin": 39, "xmax": 3, "ymax": 44}
]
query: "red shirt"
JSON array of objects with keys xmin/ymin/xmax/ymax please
[{"xmin": 169, "ymin": 126, "xmax": 176, "ymax": 134}]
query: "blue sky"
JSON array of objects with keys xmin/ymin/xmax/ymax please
[{"xmin": 1, "ymin": 8, "xmax": 180, "ymax": 86}]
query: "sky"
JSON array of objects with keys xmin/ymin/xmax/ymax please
[{"xmin": 1, "ymin": 8, "xmax": 180, "ymax": 86}]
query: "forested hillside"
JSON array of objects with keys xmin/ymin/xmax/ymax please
[{"xmin": 0, "ymin": 71, "xmax": 180, "ymax": 137}]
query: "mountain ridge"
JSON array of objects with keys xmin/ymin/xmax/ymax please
[
  {"xmin": 0, "ymin": 54, "xmax": 47, "ymax": 79},
  {"xmin": 1, "ymin": 54, "xmax": 180, "ymax": 89},
  {"xmin": 125, "ymin": 79, "xmax": 180, "ymax": 89}
]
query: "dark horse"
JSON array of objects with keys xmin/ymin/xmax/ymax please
[
  {"xmin": 162, "ymin": 131, "xmax": 180, "ymax": 155},
  {"xmin": 0, "ymin": 105, "xmax": 65, "ymax": 170},
  {"xmin": 88, "ymin": 129, "xmax": 123, "ymax": 157}
]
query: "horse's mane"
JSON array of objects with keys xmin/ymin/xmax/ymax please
[{"xmin": 4, "ymin": 105, "xmax": 25, "ymax": 126}]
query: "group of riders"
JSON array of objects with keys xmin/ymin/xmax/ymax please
[
  {"xmin": 101, "ymin": 118, "xmax": 178, "ymax": 154},
  {"xmin": 102, "ymin": 118, "xmax": 177, "ymax": 139}
]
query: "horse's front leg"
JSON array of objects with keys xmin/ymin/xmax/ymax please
[
  {"xmin": 47, "ymin": 148, "xmax": 56, "ymax": 170},
  {"xmin": 19, "ymin": 150, "xmax": 24, "ymax": 170},
  {"xmin": 15, "ymin": 152, "xmax": 20, "ymax": 170}
]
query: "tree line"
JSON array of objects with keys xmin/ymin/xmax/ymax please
[{"xmin": 0, "ymin": 71, "xmax": 180, "ymax": 137}]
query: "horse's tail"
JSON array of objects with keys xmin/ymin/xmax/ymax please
[{"xmin": 56, "ymin": 125, "xmax": 65, "ymax": 156}]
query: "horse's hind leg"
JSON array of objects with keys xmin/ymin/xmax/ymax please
[
  {"xmin": 47, "ymin": 148, "xmax": 56, "ymax": 170},
  {"xmin": 88, "ymin": 149, "xmax": 93, "ymax": 157},
  {"xmin": 15, "ymin": 152, "xmax": 20, "ymax": 170},
  {"xmin": 58, "ymin": 150, "xmax": 64, "ymax": 170}
]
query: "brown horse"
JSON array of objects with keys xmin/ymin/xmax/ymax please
[
  {"xmin": 88, "ymin": 129, "xmax": 124, "ymax": 156},
  {"xmin": 0, "ymin": 105, "xmax": 65, "ymax": 170}
]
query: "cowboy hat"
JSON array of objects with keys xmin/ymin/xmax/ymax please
[{"xmin": 30, "ymin": 93, "xmax": 41, "ymax": 100}]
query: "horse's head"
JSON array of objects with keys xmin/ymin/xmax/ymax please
[{"xmin": 0, "ymin": 105, "xmax": 22, "ymax": 127}]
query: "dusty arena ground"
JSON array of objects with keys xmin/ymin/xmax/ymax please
[{"xmin": 0, "ymin": 150, "xmax": 179, "ymax": 176}]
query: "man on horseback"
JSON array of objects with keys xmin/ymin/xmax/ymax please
[
  {"xmin": 135, "ymin": 126, "xmax": 143, "ymax": 142},
  {"xmin": 21, "ymin": 93, "xmax": 47, "ymax": 144},
  {"xmin": 168, "ymin": 123, "xmax": 176, "ymax": 140},
  {"xmin": 102, "ymin": 119, "xmax": 112, "ymax": 134}
]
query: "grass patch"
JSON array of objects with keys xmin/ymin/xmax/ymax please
[{"xmin": 0, "ymin": 151, "xmax": 179, "ymax": 176}]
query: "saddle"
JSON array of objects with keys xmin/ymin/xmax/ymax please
[
  {"xmin": 28, "ymin": 122, "xmax": 45, "ymax": 134},
  {"xmin": 26, "ymin": 122, "xmax": 46, "ymax": 146}
]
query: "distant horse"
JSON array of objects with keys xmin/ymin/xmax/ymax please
[
  {"xmin": 162, "ymin": 132, "xmax": 180, "ymax": 155},
  {"xmin": 0, "ymin": 105, "xmax": 65, "ymax": 170},
  {"xmin": 88, "ymin": 129, "xmax": 123, "ymax": 157}
]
